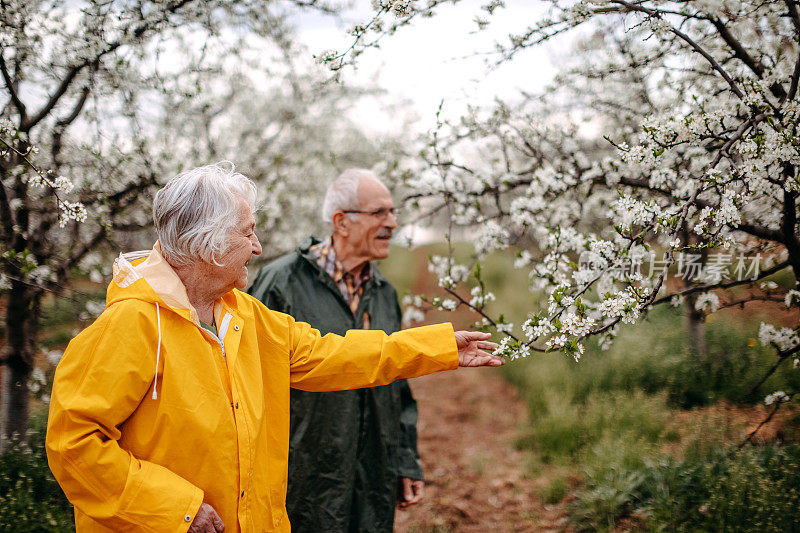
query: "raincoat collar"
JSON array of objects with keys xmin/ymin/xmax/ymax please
[{"xmin": 110, "ymin": 242, "xmax": 227, "ymax": 326}]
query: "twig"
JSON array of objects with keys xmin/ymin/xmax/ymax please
[
  {"xmin": 785, "ymin": 48, "xmax": 800, "ymax": 103},
  {"xmin": 739, "ymin": 391, "xmax": 798, "ymax": 448},
  {"xmin": 610, "ymin": 0, "xmax": 744, "ymax": 100},
  {"xmin": 650, "ymin": 261, "xmax": 790, "ymax": 305},
  {"xmin": 0, "ymin": 137, "xmax": 70, "ymax": 209},
  {"xmin": 747, "ymin": 344, "xmax": 800, "ymax": 399},
  {"xmin": 0, "ymin": 53, "xmax": 26, "ymax": 122}
]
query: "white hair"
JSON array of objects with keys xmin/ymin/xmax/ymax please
[
  {"xmin": 153, "ymin": 161, "xmax": 257, "ymax": 266},
  {"xmin": 322, "ymin": 168, "xmax": 379, "ymax": 224}
]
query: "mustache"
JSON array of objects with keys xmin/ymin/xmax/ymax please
[{"xmin": 376, "ymin": 229, "xmax": 394, "ymax": 239}]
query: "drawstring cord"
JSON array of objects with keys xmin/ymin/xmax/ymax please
[{"xmin": 152, "ymin": 302, "xmax": 162, "ymax": 400}]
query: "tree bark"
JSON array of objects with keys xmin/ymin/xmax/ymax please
[
  {"xmin": 0, "ymin": 362, "xmax": 31, "ymax": 452},
  {"xmin": 684, "ymin": 293, "xmax": 707, "ymax": 360},
  {"xmin": 678, "ymin": 231, "xmax": 708, "ymax": 360},
  {"xmin": 0, "ymin": 282, "xmax": 41, "ymax": 452}
]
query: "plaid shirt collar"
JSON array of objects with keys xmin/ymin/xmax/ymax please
[{"xmin": 309, "ymin": 236, "xmax": 372, "ymax": 295}]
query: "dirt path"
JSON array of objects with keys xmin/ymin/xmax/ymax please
[{"xmin": 394, "ymin": 368, "xmax": 567, "ymax": 532}]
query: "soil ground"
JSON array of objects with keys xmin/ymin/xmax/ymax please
[{"xmin": 394, "ymin": 368, "xmax": 567, "ymax": 532}]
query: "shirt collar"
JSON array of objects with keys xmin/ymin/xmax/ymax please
[{"xmin": 309, "ymin": 236, "xmax": 372, "ymax": 284}]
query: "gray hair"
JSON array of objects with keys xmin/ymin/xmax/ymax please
[
  {"xmin": 153, "ymin": 161, "xmax": 257, "ymax": 266},
  {"xmin": 322, "ymin": 168, "xmax": 379, "ymax": 224}
]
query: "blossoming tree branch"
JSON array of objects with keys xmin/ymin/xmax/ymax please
[{"xmin": 328, "ymin": 0, "xmax": 800, "ymax": 429}]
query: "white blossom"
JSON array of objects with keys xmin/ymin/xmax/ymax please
[
  {"xmin": 546, "ymin": 334, "xmax": 568, "ymax": 350},
  {"xmin": 474, "ymin": 220, "xmax": 510, "ymax": 256},
  {"xmin": 514, "ymin": 250, "xmax": 533, "ymax": 269},
  {"xmin": 47, "ymin": 350, "xmax": 63, "ymax": 366},
  {"xmin": 786, "ymin": 290, "xmax": 800, "ymax": 308},
  {"xmin": 612, "ymin": 194, "xmax": 661, "ymax": 231},
  {"xmin": 694, "ymin": 292, "xmax": 720, "ymax": 313},
  {"xmin": 29, "ymin": 265, "xmax": 55, "ymax": 284},
  {"xmin": 54, "ymin": 175, "xmax": 74, "ymax": 193},
  {"xmin": 29, "ymin": 368, "xmax": 47, "ymax": 394},
  {"xmin": 523, "ymin": 317, "xmax": 554, "ymax": 340},
  {"xmin": 401, "ymin": 294, "xmax": 424, "ymax": 308},
  {"xmin": 758, "ymin": 323, "xmax": 800, "ymax": 351},
  {"xmin": 402, "ymin": 306, "xmax": 426, "ymax": 326},
  {"xmin": 440, "ymin": 298, "xmax": 458, "ymax": 311},
  {"xmin": 496, "ymin": 322, "xmax": 514, "ymax": 334},
  {"xmin": 572, "ymin": 342, "xmax": 585, "ymax": 362},
  {"xmin": 560, "ymin": 312, "xmax": 595, "ymax": 337},
  {"xmin": 514, "ymin": 343, "xmax": 531, "ymax": 360},
  {"xmin": 85, "ymin": 300, "xmax": 106, "ymax": 318},
  {"xmin": 598, "ymin": 288, "xmax": 641, "ymax": 324},
  {"xmin": 764, "ymin": 391, "xmax": 789, "ymax": 406},
  {"xmin": 469, "ymin": 285, "xmax": 496, "ymax": 307},
  {"xmin": 597, "ymin": 328, "xmax": 618, "ymax": 351}
]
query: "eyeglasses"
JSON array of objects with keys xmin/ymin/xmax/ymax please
[{"xmin": 342, "ymin": 207, "xmax": 396, "ymax": 219}]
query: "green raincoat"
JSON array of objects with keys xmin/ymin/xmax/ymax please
[{"xmin": 249, "ymin": 237, "xmax": 422, "ymax": 532}]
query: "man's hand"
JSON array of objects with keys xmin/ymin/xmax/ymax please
[
  {"xmin": 397, "ymin": 477, "xmax": 424, "ymax": 509},
  {"xmin": 188, "ymin": 503, "xmax": 225, "ymax": 532},
  {"xmin": 455, "ymin": 331, "xmax": 503, "ymax": 367}
]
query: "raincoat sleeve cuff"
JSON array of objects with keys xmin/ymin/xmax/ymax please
[
  {"xmin": 178, "ymin": 487, "xmax": 205, "ymax": 533},
  {"xmin": 403, "ymin": 322, "xmax": 459, "ymax": 372},
  {"xmin": 396, "ymin": 457, "xmax": 424, "ymax": 480}
]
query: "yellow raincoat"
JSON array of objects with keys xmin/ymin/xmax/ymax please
[{"xmin": 46, "ymin": 244, "xmax": 458, "ymax": 532}]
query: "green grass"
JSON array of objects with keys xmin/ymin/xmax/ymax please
[
  {"xmin": 569, "ymin": 444, "xmax": 800, "ymax": 532},
  {"xmin": 0, "ymin": 414, "xmax": 74, "ymax": 532},
  {"xmin": 701, "ymin": 444, "xmax": 800, "ymax": 532},
  {"xmin": 542, "ymin": 476, "xmax": 569, "ymax": 504},
  {"xmin": 517, "ymin": 389, "xmax": 669, "ymax": 466}
]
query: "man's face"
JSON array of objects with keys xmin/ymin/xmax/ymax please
[
  {"xmin": 215, "ymin": 197, "xmax": 262, "ymax": 291},
  {"xmin": 342, "ymin": 178, "xmax": 397, "ymax": 263}
]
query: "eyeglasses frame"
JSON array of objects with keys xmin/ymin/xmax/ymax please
[{"xmin": 341, "ymin": 207, "xmax": 397, "ymax": 219}]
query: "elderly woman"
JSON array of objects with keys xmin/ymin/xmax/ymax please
[{"xmin": 45, "ymin": 162, "xmax": 502, "ymax": 533}]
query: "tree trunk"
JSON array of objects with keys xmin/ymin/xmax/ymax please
[
  {"xmin": 0, "ymin": 363, "xmax": 31, "ymax": 452},
  {"xmin": 0, "ymin": 282, "xmax": 41, "ymax": 452},
  {"xmin": 678, "ymin": 231, "xmax": 708, "ymax": 360},
  {"xmin": 684, "ymin": 293, "xmax": 707, "ymax": 360}
]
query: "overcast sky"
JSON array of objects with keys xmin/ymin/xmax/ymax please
[{"xmin": 292, "ymin": 0, "xmax": 560, "ymax": 133}]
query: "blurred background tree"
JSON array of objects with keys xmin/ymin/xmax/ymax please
[{"xmin": 0, "ymin": 0, "xmax": 405, "ymax": 450}]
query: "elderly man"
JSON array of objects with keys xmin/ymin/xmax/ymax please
[
  {"xmin": 249, "ymin": 169, "xmax": 424, "ymax": 532},
  {"xmin": 45, "ymin": 162, "xmax": 502, "ymax": 533}
]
